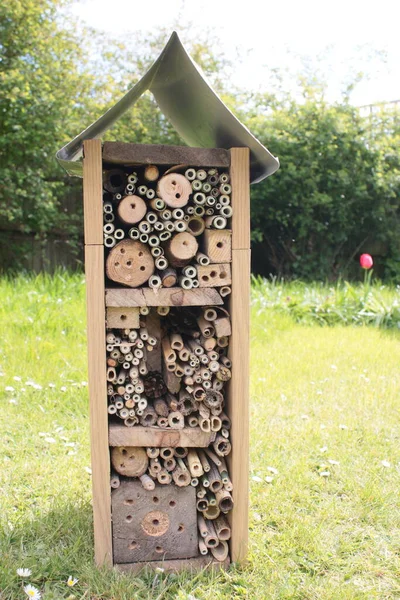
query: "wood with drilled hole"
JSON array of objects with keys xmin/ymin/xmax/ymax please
[
  {"xmin": 117, "ymin": 195, "xmax": 147, "ymax": 224},
  {"xmin": 202, "ymin": 230, "xmax": 232, "ymax": 263},
  {"xmin": 106, "ymin": 240, "xmax": 154, "ymax": 287},
  {"xmin": 106, "ymin": 307, "xmax": 140, "ymax": 329},
  {"xmin": 197, "ymin": 264, "xmax": 231, "ymax": 287}
]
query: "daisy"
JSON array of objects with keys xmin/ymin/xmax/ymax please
[
  {"xmin": 16, "ymin": 568, "xmax": 32, "ymax": 577},
  {"xmin": 23, "ymin": 584, "xmax": 41, "ymax": 599},
  {"xmin": 67, "ymin": 576, "xmax": 78, "ymax": 587}
]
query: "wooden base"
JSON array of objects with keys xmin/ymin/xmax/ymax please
[
  {"xmin": 115, "ymin": 556, "xmax": 230, "ymax": 574},
  {"xmin": 109, "ymin": 424, "xmax": 216, "ymax": 447},
  {"xmin": 105, "ymin": 287, "xmax": 223, "ymax": 307}
]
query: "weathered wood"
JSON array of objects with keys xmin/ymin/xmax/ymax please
[
  {"xmin": 112, "ymin": 480, "xmax": 198, "ymax": 563},
  {"xmin": 115, "ymin": 556, "xmax": 230, "ymax": 573},
  {"xmin": 111, "ymin": 446, "xmax": 149, "ymax": 477},
  {"xmin": 103, "ymin": 142, "xmax": 230, "ymax": 168},
  {"xmin": 202, "ymin": 229, "xmax": 232, "ymax": 263},
  {"xmin": 83, "ymin": 140, "xmax": 103, "ymax": 245},
  {"xmin": 106, "ymin": 307, "xmax": 140, "ymax": 329},
  {"xmin": 157, "ymin": 174, "xmax": 192, "ymax": 208},
  {"xmin": 228, "ymin": 248, "xmax": 251, "ymax": 563},
  {"xmin": 164, "ymin": 232, "xmax": 198, "ymax": 268},
  {"xmin": 117, "ymin": 195, "xmax": 147, "ymax": 224},
  {"xmin": 106, "ymin": 240, "xmax": 155, "ymax": 287},
  {"xmin": 213, "ymin": 316, "xmax": 232, "ymax": 338},
  {"xmin": 109, "ymin": 424, "xmax": 216, "ymax": 447},
  {"xmin": 197, "ymin": 264, "xmax": 232, "ymax": 287},
  {"xmin": 105, "ymin": 287, "xmax": 223, "ymax": 307},
  {"xmin": 84, "ymin": 244, "xmax": 112, "ymax": 566},
  {"xmin": 145, "ymin": 311, "xmax": 162, "ymax": 372},
  {"xmin": 230, "ymin": 148, "xmax": 250, "ymax": 250}
]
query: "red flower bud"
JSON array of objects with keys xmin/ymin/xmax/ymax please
[{"xmin": 360, "ymin": 254, "xmax": 373, "ymax": 269}]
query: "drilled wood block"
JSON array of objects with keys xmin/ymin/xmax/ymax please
[
  {"xmin": 202, "ymin": 230, "xmax": 232, "ymax": 263},
  {"xmin": 106, "ymin": 307, "xmax": 140, "ymax": 329},
  {"xmin": 112, "ymin": 480, "xmax": 198, "ymax": 563},
  {"xmin": 197, "ymin": 264, "xmax": 232, "ymax": 288}
]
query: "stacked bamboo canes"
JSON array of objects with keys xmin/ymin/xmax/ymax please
[{"xmin": 103, "ymin": 165, "xmax": 232, "ymax": 292}]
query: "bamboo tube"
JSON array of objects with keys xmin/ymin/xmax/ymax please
[
  {"xmin": 162, "ymin": 336, "xmax": 176, "ymax": 364},
  {"xmin": 178, "ymin": 276, "xmax": 193, "ymax": 289},
  {"xmin": 213, "ymin": 379, "xmax": 224, "ymax": 391},
  {"xmin": 211, "ymin": 541, "xmax": 229, "ymax": 562},
  {"xmin": 207, "ymin": 490, "xmax": 217, "ymax": 506},
  {"xmin": 208, "ymin": 463, "xmax": 223, "ymax": 493},
  {"xmin": 187, "ymin": 450, "xmax": 204, "ymax": 478},
  {"xmin": 199, "ymin": 418, "xmax": 211, "ymax": 432},
  {"xmin": 196, "ymin": 252, "xmax": 210, "ymax": 266},
  {"xmin": 199, "ymin": 539, "xmax": 208, "ymax": 556},
  {"xmin": 188, "ymin": 416, "xmax": 199, "ymax": 427},
  {"xmin": 203, "ymin": 505, "xmax": 220, "ymax": 520},
  {"xmin": 215, "ymin": 488, "xmax": 234, "ymax": 512},
  {"xmin": 140, "ymin": 473, "xmax": 155, "ymax": 491},
  {"xmin": 157, "ymin": 306, "xmax": 170, "ymax": 316},
  {"xmin": 178, "ymin": 346, "xmax": 190, "ymax": 362},
  {"xmin": 187, "ymin": 340, "xmax": 204, "ymax": 355},
  {"xmin": 185, "ymin": 168, "xmax": 196, "ymax": 180},
  {"xmin": 174, "ymin": 363, "xmax": 185, "ymax": 378},
  {"xmin": 211, "ymin": 416, "xmax": 222, "ymax": 432},
  {"xmin": 201, "ymin": 336, "xmax": 217, "ymax": 352},
  {"xmin": 164, "ymin": 457, "xmax": 177, "ymax": 472},
  {"xmin": 220, "ymin": 413, "xmax": 231, "ymax": 430},
  {"xmin": 157, "ymin": 469, "xmax": 172, "ymax": 485},
  {"xmin": 160, "ymin": 448, "xmax": 174, "ymax": 459},
  {"xmin": 197, "ymin": 498, "xmax": 208, "ymax": 511},
  {"xmin": 186, "ymin": 216, "xmax": 205, "ymax": 237},
  {"xmin": 197, "ymin": 450, "xmax": 211, "ymax": 473},
  {"xmin": 214, "ymin": 515, "xmax": 231, "ymax": 541},
  {"xmin": 204, "ymin": 448, "xmax": 222, "ymax": 467},
  {"xmin": 149, "ymin": 274, "xmax": 162, "ymax": 289},
  {"xmin": 166, "ymin": 393, "xmax": 179, "ymax": 412},
  {"xmin": 150, "ymin": 458, "xmax": 162, "ymax": 473},
  {"xmin": 172, "ymin": 467, "xmax": 191, "ymax": 487},
  {"xmin": 201, "ymin": 474, "xmax": 210, "ymax": 488},
  {"xmin": 124, "ymin": 416, "xmax": 138, "ymax": 427},
  {"xmin": 115, "ymin": 398, "xmax": 124, "ymax": 410},
  {"xmin": 110, "ymin": 471, "xmax": 120, "ymax": 489},
  {"xmin": 174, "ymin": 447, "xmax": 188, "ymax": 458},
  {"xmin": 203, "ymin": 520, "xmax": 219, "ymax": 548},
  {"xmin": 213, "ymin": 435, "xmax": 232, "ymax": 457},
  {"xmin": 153, "ymin": 398, "xmax": 169, "ymax": 417},
  {"xmin": 197, "ymin": 316, "xmax": 214, "ymax": 338},
  {"xmin": 170, "ymin": 333, "xmax": 184, "ymax": 351},
  {"xmin": 198, "ymin": 513, "xmax": 209, "ymax": 538},
  {"xmin": 191, "ymin": 180, "xmax": 202, "ymax": 191},
  {"xmin": 107, "ymin": 367, "xmax": 117, "ymax": 382},
  {"xmin": 157, "ymin": 416, "xmax": 169, "ymax": 427},
  {"xmin": 146, "ymin": 447, "xmax": 160, "ymax": 458},
  {"xmin": 204, "ymin": 308, "xmax": 218, "ymax": 321},
  {"xmin": 107, "ymin": 404, "xmax": 117, "ymax": 415},
  {"xmin": 168, "ymin": 411, "xmax": 184, "ymax": 429},
  {"xmin": 140, "ymin": 406, "xmax": 158, "ymax": 427}
]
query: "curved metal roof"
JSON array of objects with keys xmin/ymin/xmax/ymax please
[{"xmin": 56, "ymin": 32, "xmax": 279, "ymax": 184}]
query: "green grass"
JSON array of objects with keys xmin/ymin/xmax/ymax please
[{"xmin": 1, "ymin": 273, "xmax": 400, "ymax": 599}]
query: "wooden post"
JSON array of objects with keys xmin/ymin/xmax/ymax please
[
  {"xmin": 83, "ymin": 140, "xmax": 113, "ymax": 566},
  {"xmin": 228, "ymin": 147, "xmax": 250, "ymax": 563}
]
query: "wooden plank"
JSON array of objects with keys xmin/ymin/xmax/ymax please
[
  {"xmin": 230, "ymin": 148, "xmax": 250, "ymax": 250},
  {"xmin": 105, "ymin": 287, "xmax": 223, "ymax": 307},
  {"xmin": 116, "ymin": 556, "xmax": 230, "ymax": 573},
  {"xmin": 103, "ymin": 142, "xmax": 230, "ymax": 168},
  {"xmin": 83, "ymin": 140, "xmax": 103, "ymax": 245},
  {"xmin": 227, "ymin": 248, "xmax": 250, "ymax": 564},
  {"xmin": 109, "ymin": 424, "xmax": 216, "ymax": 448},
  {"xmin": 85, "ymin": 245, "xmax": 112, "ymax": 566}
]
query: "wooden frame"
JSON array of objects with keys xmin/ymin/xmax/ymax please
[{"xmin": 83, "ymin": 141, "xmax": 250, "ymax": 569}]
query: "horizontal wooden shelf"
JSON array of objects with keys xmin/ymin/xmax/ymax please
[
  {"xmin": 109, "ymin": 424, "xmax": 216, "ymax": 447},
  {"xmin": 115, "ymin": 555, "xmax": 230, "ymax": 573},
  {"xmin": 103, "ymin": 142, "xmax": 230, "ymax": 168},
  {"xmin": 105, "ymin": 287, "xmax": 223, "ymax": 307}
]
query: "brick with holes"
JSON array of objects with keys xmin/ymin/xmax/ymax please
[{"xmin": 112, "ymin": 480, "xmax": 198, "ymax": 563}]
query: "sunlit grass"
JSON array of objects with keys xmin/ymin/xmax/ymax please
[{"xmin": 1, "ymin": 273, "xmax": 400, "ymax": 599}]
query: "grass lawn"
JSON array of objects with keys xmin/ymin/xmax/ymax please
[{"xmin": 1, "ymin": 274, "xmax": 400, "ymax": 599}]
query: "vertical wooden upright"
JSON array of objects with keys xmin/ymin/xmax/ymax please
[
  {"xmin": 228, "ymin": 147, "xmax": 250, "ymax": 562},
  {"xmin": 83, "ymin": 140, "xmax": 113, "ymax": 566}
]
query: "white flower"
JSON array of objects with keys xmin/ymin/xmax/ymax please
[
  {"xmin": 265, "ymin": 476, "xmax": 274, "ymax": 483},
  {"xmin": 252, "ymin": 475, "xmax": 263, "ymax": 483},
  {"xmin": 24, "ymin": 584, "xmax": 41, "ymax": 599},
  {"xmin": 339, "ymin": 424, "xmax": 348, "ymax": 430},
  {"xmin": 9, "ymin": 398, "xmax": 17, "ymax": 405},
  {"xmin": 301, "ymin": 414, "xmax": 309, "ymax": 420},
  {"xmin": 5, "ymin": 386, "xmax": 15, "ymax": 392},
  {"xmin": 84, "ymin": 466, "xmax": 92, "ymax": 475},
  {"xmin": 328, "ymin": 459, "xmax": 340, "ymax": 465},
  {"xmin": 67, "ymin": 576, "xmax": 78, "ymax": 587},
  {"xmin": 17, "ymin": 568, "xmax": 32, "ymax": 577},
  {"xmin": 65, "ymin": 442, "xmax": 75, "ymax": 447},
  {"xmin": 155, "ymin": 567, "xmax": 165, "ymax": 573},
  {"xmin": 381, "ymin": 460, "xmax": 391, "ymax": 468},
  {"xmin": 319, "ymin": 446, "xmax": 328, "ymax": 453},
  {"xmin": 48, "ymin": 383, "xmax": 56, "ymax": 388},
  {"xmin": 38, "ymin": 432, "xmax": 47, "ymax": 437},
  {"xmin": 44, "ymin": 437, "xmax": 56, "ymax": 444},
  {"xmin": 81, "ymin": 381, "xmax": 88, "ymax": 386},
  {"xmin": 60, "ymin": 386, "xmax": 67, "ymax": 392},
  {"xmin": 320, "ymin": 471, "xmax": 330, "ymax": 477},
  {"xmin": 267, "ymin": 466, "xmax": 278, "ymax": 475},
  {"xmin": 13, "ymin": 376, "xmax": 22, "ymax": 381}
]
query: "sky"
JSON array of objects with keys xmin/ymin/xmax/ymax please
[{"xmin": 72, "ymin": 0, "xmax": 400, "ymax": 106}]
